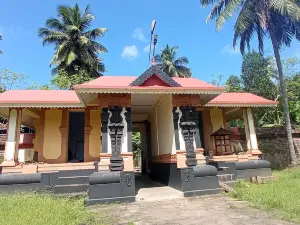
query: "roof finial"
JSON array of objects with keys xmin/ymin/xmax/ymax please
[{"xmin": 151, "ymin": 57, "xmax": 156, "ymax": 65}]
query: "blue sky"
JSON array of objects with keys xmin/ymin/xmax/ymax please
[{"xmin": 0, "ymin": 0, "xmax": 299, "ymax": 87}]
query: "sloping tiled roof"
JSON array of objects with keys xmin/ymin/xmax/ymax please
[
  {"xmin": 0, "ymin": 90, "xmax": 82, "ymax": 107},
  {"xmin": 130, "ymin": 65, "xmax": 181, "ymax": 87},
  {"xmin": 211, "ymin": 128, "xmax": 234, "ymax": 136},
  {"xmin": 205, "ymin": 93, "xmax": 278, "ymax": 107},
  {"xmin": 73, "ymin": 75, "xmax": 223, "ymax": 91}
]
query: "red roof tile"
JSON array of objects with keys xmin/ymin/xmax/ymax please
[
  {"xmin": 0, "ymin": 90, "xmax": 81, "ymax": 105},
  {"xmin": 206, "ymin": 93, "xmax": 278, "ymax": 106},
  {"xmin": 73, "ymin": 76, "xmax": 223, "ymax": 90}
]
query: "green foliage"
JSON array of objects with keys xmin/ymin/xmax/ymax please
[
  {"xmin": 286, "ymin": 73, "xmax": 300, "ymax": 124},
  {"xmin": 51, "ymin": 69, "xmax": 94, "ymax": 89},
  {"xmin": 210, "ymin": 73, "xmax": 224, "ymax": 86},
  {"xmin": 0, "ymin": 69, "xmax": 28, "ymax": 92},
  {"xmin": 26, "ymin": 82, "xmax": 52, "ymax": 90},
  {"xmin": 0, "ymin": 193, "xmax": 105, "ymax": 225},
  {"xmin": 225, "ymin": 74, "xmax": 242, "ymax": 92},
  {"xmin": 154, "ymin": 45, "xmax": 191, "ymax": 78},
  {"xmin": 231, "ymin": 168, "xmax": 300, "ymax": 224},
  {"xmin": 38, "ymin": 4, "xmax": 108, "ymax": 78},
  {"xmin": 241, "ymin": 52, "xmax": 278, "ymax": 100},
  {"xmin": 132, "ymin": 132, "xmax": 141, "ymax": 161}
]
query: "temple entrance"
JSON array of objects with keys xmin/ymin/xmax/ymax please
[
  {"xmin": 68, "ymin": 112, "xmax": 85, "ymax": 162},
  {"xmin": 131, "ymin": 94, "xmax": 183, "ymax": 200}
]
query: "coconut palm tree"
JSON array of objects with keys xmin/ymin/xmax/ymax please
[
  {"xmin": 200, "ymin": 0, "xmax": 300, "ymax": 165},
  {"xmin": 38, "ymin": 4, "xmax": 107, "ymax": 77},
  {"xmin": 154, "ymin": 45, "xmax": 191, "ymax": 78}
]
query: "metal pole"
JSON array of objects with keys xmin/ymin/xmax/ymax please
[{"xmin": 148, "ymin": 32, "xmax": 153, "ymax": 67}]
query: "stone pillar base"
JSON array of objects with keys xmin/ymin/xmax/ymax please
[
  {"xmin": 176, "ymin": 150, "xmax": 187, "ymax": 168},
  {"xmin": 249, "ymin": 149, "xmax": 262, "ymax": 160},
  {"xmin": 195, "ymin": 148, "xmax": 206, "ymax": 165},
  {"xmin": 99, "ymin": 153, "xmax": 111, "ymax": 171},
  {"xmin": 99, "ymin": 153, "xmax": 134, "ymax": 171},
  {"xmin": 22, "ymin": 164, "xmax": 38, "ymax": 174},
  {"xmin": 1, "ymin": 160, "xmax": 16, "ymax": 167},
  {"xmin": 122, "ymin": 153, "xmax": 134, "ymax": 172},
  {"xmin": 237, "ymin": 154, "xmax": 249, "ymax": 162},
  {"xmin": 176, "ymin": 149, "xmax": 205, "ymax": 168}
]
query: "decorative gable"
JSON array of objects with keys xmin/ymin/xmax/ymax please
[{"xmin": 130, "ymin": 65, "xmax": 181, "ymax": 87}]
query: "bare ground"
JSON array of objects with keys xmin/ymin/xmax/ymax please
[{"xmin": 89, "ymin": 195, "xmax": 297, "ymax": 225}]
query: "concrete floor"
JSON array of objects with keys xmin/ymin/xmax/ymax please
[
  {"xmin": 92, "ymin": 196, "xmax": 296, "ymax": 225},
  {"xmin": 135, "ymin": 176, "xmax": 183, "ymax": 202}
]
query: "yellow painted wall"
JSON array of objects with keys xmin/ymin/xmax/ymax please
[
  {"xmin": 210, "ymin": 108, "xmax": 224, "ymax": 132},
  {"xmin": 43, "ymin": 109, "xmax": 62, "ymax": 159},
  {"xmin": 89, "ymin": 109, "xmax": 101, "ymax": 157},
  {"xmin": 150, "ymin": 95, "xmax": 174, "ymax": 156}
]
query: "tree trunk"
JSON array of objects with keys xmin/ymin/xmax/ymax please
[{"xmin": 270, "ymin": 30, "xmax": 297, "ymax": 166}]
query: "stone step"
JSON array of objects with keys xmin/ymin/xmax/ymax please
[
  {"xmin": 57, "ymin": 169, "xmax": 94, "ymax": 178},
  {"xmin": 56, "ymin": 176, "xmax": 90, "ymax": 185},
  {"xmin": 217, "ymin": 174, "xmax": 235, "ymax": 182},
  {"xmin": 222, "ymin": 180, "xmax": 237, "ymax": 188},
  {"xmin": 53, "ymin": 184, "xmax": 89, "ymax": 194}
]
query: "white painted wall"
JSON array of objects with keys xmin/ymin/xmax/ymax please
[
  {"xmin": 149, "ymin": 95, "xmax": 176, "ymax": 156},
  {"xmin": 107, "ymin": 107, "xmax": 128, "ymax": 153},
  {"xmin": 247, "ymin": 108, "xmax": 258, "ymax": 150},
  {"xmin": 5, "ymin": 109, "xmax": 18, "ymax": 161}
]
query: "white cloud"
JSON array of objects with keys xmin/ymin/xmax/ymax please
[
  {"xmin": 121, "ymin": 45, "xmax": 139, "ymax": 60},
  {"xmin": 143, "ymin": 44, "xmax": 151, "ymax": 53},
  {"xmin": 132, "ymin": 28, "xmax": 147, "ymax": 42},
  {"xmin": 221, "ymin": 44, "xmax": 240, "ymax": 55}
]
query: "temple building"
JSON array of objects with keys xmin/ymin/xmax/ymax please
[{"xmin": 0, "ymin": 65, "xmax": 276, "ymax": 202}]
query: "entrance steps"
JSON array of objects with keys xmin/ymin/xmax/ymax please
[
  {"xmin": 53, "ymin": 169, "xmax": 94, "ymax": 194},
  {"xmin": 215, "ymin": 165, "xmax": 237, "ymax": 189},
  {"xmin": 135, "ymin": 176, "xmax": 183, "ymax": 202}
]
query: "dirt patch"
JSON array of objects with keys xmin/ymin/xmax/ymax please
[{"xmin": 89, "ymin": 195, "xmax": 297, "ymax": 225}]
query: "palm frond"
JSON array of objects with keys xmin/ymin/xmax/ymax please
[
  {"xmin": 57, "ymin": 5, "xmax": 74, "ymax": 25},
  {"xmin": 45, "ymin": 18, "xmax": 65, "ymax": 31},
  {"xmin": 84, "ymin": 28, "xmax": 107, "ymax": 40},
  {"xmin": 174, "ymin": 57, "xmax": 189, "ymax": 66},
  {"xmin": 216, "ymin": 0, "xmax": 243, "ymax": 30}
]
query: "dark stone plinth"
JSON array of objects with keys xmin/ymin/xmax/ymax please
[
  {"xmin": 41, "ymin": 172, "xmax": 58, "ymax": 189},
  {"xmin": 0, "ymin": 173, "xmax": 44, "ymax": 192},
  {"xmin": 0, "ymin": 173, "xmax": 41, "ymax": 185},
  {"xmin": 180, "ymin": 165, "xmax": 221, "ymax": 197},
  {"xmin": 150, "ymin": 163, "xmax": 221, "ymax": 196},
  {"xmin": 235, "ymin": 160, "xmax": 272, "ymax": 180},
  {"xmin": 86, "ymin": 171, "xmax": 135, "ymax": 205}
]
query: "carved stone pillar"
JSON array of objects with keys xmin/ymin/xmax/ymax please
[
  {"xmin": 125, "ymin": 107, "xmax": 132, "ymax": 152},
  {"xmin": 179, "ymin": 106, "xmax": 197, "ymax": 167},
  {"xmin": 101, "ymin": 108, "xmax": 109, "ymax": 153},
  {"xmin": 172, "ymin": 107, "xmax": 180, "ymax": 150},
  {"xmin": 109, "ymin": 106, "xmax": 124, "ymax": 171}
]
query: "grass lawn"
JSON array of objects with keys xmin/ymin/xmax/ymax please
[
  {"xmin": 231, "ymin": 168, "xmax": 300, "ymax": 224},
  {"xmin": 0, "ymin": 192, "xmax": 110, "ymax": 225}
]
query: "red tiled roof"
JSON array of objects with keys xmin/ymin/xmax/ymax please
[
  {"xmin": 0, "ymin": 90, "xmax": 81, "ymax": 105},
  {"xmin": 206, "ymin": 93, "xmax": 278, "ymax": 106},
  {"xmin": 73, "ymin": 76, "xmax": 224, "ymax": 91}
]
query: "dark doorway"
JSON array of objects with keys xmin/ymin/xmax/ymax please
[{"xmin": 68, "ymin": 112, "xmax": 85, "ymax": 162}]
